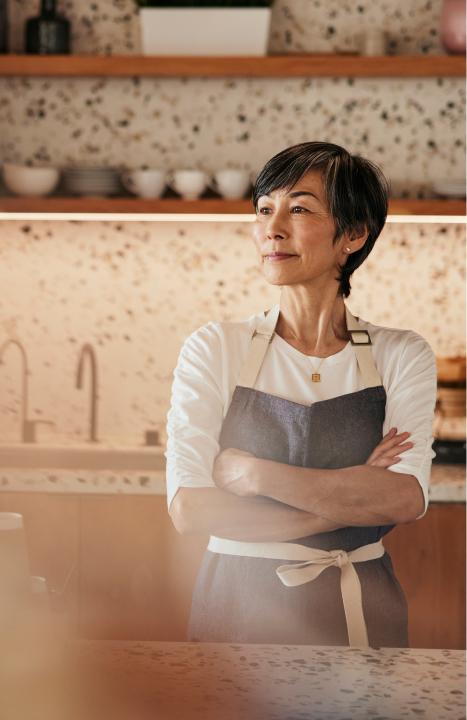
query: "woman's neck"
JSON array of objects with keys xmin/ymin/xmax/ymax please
[{"xmin": 276, "ymin": 289, "xmax": 350, "ymax": 353}]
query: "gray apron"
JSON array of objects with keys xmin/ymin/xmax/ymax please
[{"xmin": 187, "ymin": 303, "xmax": 409, "ymax": 648}]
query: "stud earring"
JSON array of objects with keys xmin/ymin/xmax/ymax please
[{"xmin": 345, "ymin": 247, "xmax": 351, "ymax": 252}]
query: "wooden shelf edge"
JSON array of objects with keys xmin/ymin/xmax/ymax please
[
  {"xmin": 0, "ymin": 197, "xmax": 464, "ymax": 216},
  {"xmin": 0, "ymin": 54, "xmax": 464, "ymax": 78},
  {"xmin": 388, "ymin": 199, "xmax": 466, "ymax": 216}
]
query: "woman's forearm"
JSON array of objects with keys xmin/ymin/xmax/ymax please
[
  {"xmin": 253, "ymin": 459, "xmax": 424, "ymax": 525},
  {"xmin": 170, "ymin": 486, "xmax": 345, "ymax": 541}
]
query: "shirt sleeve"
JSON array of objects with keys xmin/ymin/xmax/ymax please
[
  {"xmin": 164, "ymin": 322, "xmax": 225, "ymax": 513},
  {"xmin": 383, "ymin": 331, "xmax": 438, "ymax": 520}
]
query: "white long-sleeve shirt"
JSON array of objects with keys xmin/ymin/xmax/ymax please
[{"xmin": 165, "ymin": 307, "xmax": 437, "ymax": 521}]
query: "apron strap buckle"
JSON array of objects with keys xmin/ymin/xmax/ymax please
[
  {"xmin": 349, "ymin": 329, "xmax": 372, "ymax": 346},
  {"xmin": 252, "ymin": 329, "xmax": 274, "ymax": 343}
]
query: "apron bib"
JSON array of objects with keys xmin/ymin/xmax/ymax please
[{"xmin": 187, "ymin": 303, "xmax": 409, "ymax": 648}]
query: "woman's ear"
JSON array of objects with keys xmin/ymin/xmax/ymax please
[{"xmin": 348, "ymin": 224, "xmax": 368, "ymax": 253}]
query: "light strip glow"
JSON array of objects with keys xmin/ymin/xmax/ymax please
[
  {"xmin": 0, "ymin": 212, "xmax": 465, "ymax": 223},
  {"xmin": 386, "ymin": 215, "xmax": 465, "ymax": 224}
]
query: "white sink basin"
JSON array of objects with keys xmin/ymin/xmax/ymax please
[{"xmin": 0, "ymin": 444, "xmax": 166, "ymax": 471}]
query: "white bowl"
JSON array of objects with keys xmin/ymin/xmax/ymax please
[
  {"xmin": 3, "ymin": 163, "xmax": 60, "ymax": 197},
  {"xmin": 121, "ymin": 169, "xmax": 167, "ymax": 198}
]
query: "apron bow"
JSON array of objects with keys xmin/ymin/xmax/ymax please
[
  {"xmin": 207, "ymin": 536, "xmax": 385, "ymax": 647},
  {"xmin": 274, "ymin": 544, "xmax": 384, "ymax": 647}
]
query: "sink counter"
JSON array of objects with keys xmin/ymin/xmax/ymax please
[
  {"xmin": 63, "ymin": 639, "xmax": 465, "ymax": 720},
  {"xmin": 0, "ymin": 461, "xmax": 464, "ymax": 502},
  {"xmin": 428, "ymin": 462, "xmax": 466, "ymax": 502},
  {"xmin": 0, "ymin": 443, "xmax": 166, "ymax": 471}
]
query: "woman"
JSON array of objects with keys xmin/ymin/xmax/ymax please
[{"xmin": 165, "ymin": 141, "xmax": 437, "ymax": 648}]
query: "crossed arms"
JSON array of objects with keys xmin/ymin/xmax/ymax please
[{"xmin": 169, "ymin": 449, "xmax": 424, "ymax": 541}]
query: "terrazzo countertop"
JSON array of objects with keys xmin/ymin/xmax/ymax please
[
  {"xmin": 0, "ymin": 462, "xmax": 464, "ymax": 502},
  {"xmin": 428, "ymin": 463, "xmax": 466, "ymax": 503},
  {"xmin": 63, "ymin": 639, "xmax": 466, "ymax": 720},
  {"xmin": 0, "ymin": 468, "xmax": 167, "ymax": 495}
]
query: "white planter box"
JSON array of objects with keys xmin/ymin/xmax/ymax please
[{"xmin": 139, "ymin": 8, "xmax": 272, "ymax": 56}]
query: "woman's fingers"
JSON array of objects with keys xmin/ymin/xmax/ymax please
[
  {"xmin": 370, "ymin": 445, "xmax": 412, "ymax": 464},
  {"xmin": 369, "ymin": 430, "xmax": 413, "ymax": 460},
  {"xmin": 381, "ymin": 441, "xmax": 413, "ymax": 454},
  {"xmin": 395, "ymin": 442, "xmax": 413, "ymax": 450},
  {"xmin": 366, "ymin": 429, "xmax": 414, "ymax": 466},
  {"xmin": 379, "ymin": 429, "xmax": 411, "ymax": 451},
  {"xmin": 373, "ymin": 442, "xmax": 413, "ymax": 461}
]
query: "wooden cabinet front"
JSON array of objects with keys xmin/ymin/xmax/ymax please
[
  {"xmin": 78, "ymin": 494, "xmax": 206, "ymax": 640},
  {"xmin": 384, "ymin": 503, "xmax": 466, "ymax": 650},
  {"xmin": 0, "ymin": 494, "xmax": 463, "ymax": 647}
]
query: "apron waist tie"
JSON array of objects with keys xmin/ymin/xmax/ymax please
[{"xmin": 207, "ymin": 536, "xmax": 385, "ymax": 648}]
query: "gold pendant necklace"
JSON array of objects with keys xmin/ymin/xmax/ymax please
[
  {"xmin": 310, "ymin": 357, "xmax": 325, "ymax": 383},
  {"xmin": 277, "ymin": 318, "xmax": 331, "ymax": 382}
]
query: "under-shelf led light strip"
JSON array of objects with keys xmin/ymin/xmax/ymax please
[{"xmin": 0, "ymin": 212, "xmax": 465, "ymax": 223}]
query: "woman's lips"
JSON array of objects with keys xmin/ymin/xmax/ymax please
[{"xmin": 265, "ymin": 253, "xmax": 297, "ymax": 262}]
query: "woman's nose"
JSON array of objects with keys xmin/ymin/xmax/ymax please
[
  {"xmin": 265, "ymin": 214, "xmax": 288, "ymax": 239},
  {"xmin": 266, "ymin": 225, "xmax": 287, "ymax": 240},
  {"xmin": 267, "ymin": 229, "xmax": 286, "ymax": 240}
]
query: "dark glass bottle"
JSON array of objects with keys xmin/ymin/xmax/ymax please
[
  {"xmin": 0, "ymin": 1, "xmax": 8, "ymax": 53},
  {"xmin": 25, "ymin": 0, "xmax": 71, "ymax": 54}
]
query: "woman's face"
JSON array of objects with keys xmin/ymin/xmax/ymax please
[{"xmin": 252, "ymin": 169, "xmax": 350, "ymax": 288}]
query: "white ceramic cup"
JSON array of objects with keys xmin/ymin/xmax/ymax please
[
  {"xmin": 121, "ymin": 169, "xmax": 167, "ymax": 198},
  {"xmin": 360, "ymin": 29, "xmax": 387, "ymax": 56},
  {"xmin": 208, "ymin": 169, "xmax": 251, "ymax": 199},
  {"xmin": 167, "ymin": 169, "xmax": 208, "ymax": 199}
]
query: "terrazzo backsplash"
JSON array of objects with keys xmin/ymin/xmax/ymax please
[
  {"xmin": 1, "ymin": 76, "xmax": 465, "ymax": 198},
  {"xmin": 0, "ymin": 220, "xmax": 464, "ymax": 445},
  {"xmin": 6, "ymin": 0, "xmax": 455, "ymax": 56},
  {"xmin": 1, "ymin": 1, "xmax": 465, "ymax": 195}
]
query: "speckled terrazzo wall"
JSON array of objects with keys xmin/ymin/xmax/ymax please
[
  {"xmin": 1, "ymin": 0, "xmax": 465, "ymax": 195},
  {"xmin": 0, "ymin": 220, "xmax": 464, "ymax": 445},
  {"xmin": 1, "ymin": 76, "xmax": 464, "ymax": 198},
  {"xmin": 6, "ymin": 0, "xmax": 451, "ymax": 56}
]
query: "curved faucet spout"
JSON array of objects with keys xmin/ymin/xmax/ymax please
[
  {"xmin": 0, "ymin": 339, "xmax": 29, "ymax": 440},
  {"xmin": 76, "ymin": 343, "xmax": 99, "ymax": 443}
]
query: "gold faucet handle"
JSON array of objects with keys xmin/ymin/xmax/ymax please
[{"xmin": 23, "ymin": 419, "xmax": 55, "ymax": 444}]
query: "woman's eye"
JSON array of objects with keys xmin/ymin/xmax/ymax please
[{"xmin": 257, "ymin": 206, "xmax": 308, "ymax": 214}]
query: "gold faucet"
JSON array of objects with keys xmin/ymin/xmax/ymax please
[
  {"xmin": 76, "ymin": 343, "xmax": 99, "ymax": 443},
  {"xmin": 0, "ymin": 338, "xmax": 54, "ymax": 442}
]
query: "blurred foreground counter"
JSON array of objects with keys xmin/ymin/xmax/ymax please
[{"xmin": 7, "ymin": 638, "xmax": 465, "ymax": 720}]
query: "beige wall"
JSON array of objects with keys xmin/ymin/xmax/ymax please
[{"xmin": 0, "ymin": 220, "xmax": 464, "ymax": 444}]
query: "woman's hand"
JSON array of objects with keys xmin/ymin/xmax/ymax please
[
  {"xmin": 366, "ymin": 428, "xmax": 414, "ymax": 468},
  {"xmin": 213, "ymin": 447, "xmax": 258, "ymax": 496}
]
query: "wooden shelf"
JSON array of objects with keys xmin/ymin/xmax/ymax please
[
  {"xmin": 0, "ymin": 196, "xmax": 464, "ymax": 216},
  {"xmin": 0, "ymin": 54, "xmax": 464, "ymax": 78},
  {"xmin": 387, "ymin": 199, "xmax": 465, "ymax": 216}
]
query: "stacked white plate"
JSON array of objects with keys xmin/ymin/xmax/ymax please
[
  {"xmin": 62, "ymin": 166, "xmax": 122, "ymax": 196},
  {"xmin": 432, "ymin": 179, "xmax": 466, "ymax": 198}
]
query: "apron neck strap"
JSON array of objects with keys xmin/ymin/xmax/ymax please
[{"xmin": 238, "ymin": 302, "xmax": 382, "ymax": 390}]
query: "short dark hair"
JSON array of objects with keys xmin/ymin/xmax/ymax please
[{"xmin": 251, "ymin": 141, "xmax": 390, "ymax": 298}]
